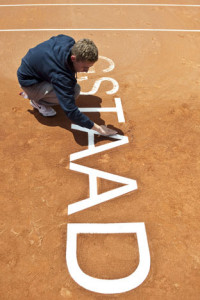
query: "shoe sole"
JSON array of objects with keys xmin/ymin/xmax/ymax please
[{"xmin": 30, "ymin": 101, "xmax": 56, "ymax": 117}]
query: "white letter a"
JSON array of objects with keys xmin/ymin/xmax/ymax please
[{"xmin": 68, "ymin": 163, "xmax": 137, "ymax": 215}]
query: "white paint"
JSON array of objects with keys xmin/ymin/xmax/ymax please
[
  {"xmin": 67, "ymin": 49, "xmax": 148, "ymax": 292},
  {"xmin": 1, "ymin": 4, "xmax": 200, "ymax": 7},
  {"xmin": 79, "ymin": 66, "xmax": 95, "ymax": 77},
  {"xmin": 68, "ymin": 162, "xmax": 137, "ymax": 215},
  {"xmin": 79, "ymin": 98, "xmax": 125, "ymax": 123},
  {"xmin": 78, "ymin": 56, "xmax": 116, "ymax": 98},
  {"xmin": 70, "ymin": 125, "xmax": 128, "ymax": 161},
  {"xmin": 114, "ymin": 98, "xmax": 125, "ymax": 123},
  {"xmin": 99, "ymin": 56, "xmax": 115, "ymax": 73},
  {"xmin": 1, "ymin": 28, "xmax": 200, "ymax": 32},
  {"xmin": 87, "ymin": 66, "xmax": 95, "ymax": 74},
  {"xmin": 66, "ymin": 223, "xmax": 150, "ymax": 294},
  {"xmin": 80, "ymin": 77, "xmax": 119, "ymax": 95},
  {"xmin": 78, "ymin": 56, "xmax": 114, "ymax": 80},
  {"xmin": 78, "ymin": 76, "xmax": 88, "ymax": 81}
]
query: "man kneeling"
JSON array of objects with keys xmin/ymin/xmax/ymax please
[{"xmin": 17, "ymin": 35, "xmax": 117, "ymax": 136}]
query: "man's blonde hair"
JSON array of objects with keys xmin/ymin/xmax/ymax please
[{"xmin": 71, "ymin": 39, "xmax": 98, "ymax": 62}]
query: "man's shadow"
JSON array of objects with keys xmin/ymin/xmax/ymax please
[{"xmin": 28, "ymin": 95, "xmax": 124, "ymax": 147}]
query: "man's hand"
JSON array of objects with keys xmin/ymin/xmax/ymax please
[{"xmin": 92, "ymin": 124, "xmax": 117, "ymax": 136}]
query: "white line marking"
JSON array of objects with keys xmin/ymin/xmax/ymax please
[
  {"xmin": 1, "ymin": 28, "xmax": 200, "ymax": 32},
  {"xmin": 79, "ymin": 99, "xmax": 125, "ymax": 123},
  {"xmin": 115, "ymin": 98, "xmax": 125, "ymax": 123},
  {"xmin": 80, "ymin": 108, "xmax": 118, "ymax": 111},
  {"xmin": 1, "ymin": 4, "xmax": 200, "ymax": 7}
]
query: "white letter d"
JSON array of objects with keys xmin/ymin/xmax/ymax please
[{"xmin": 66, "ymin": 223, "xmax": 150, "ymax": 294}]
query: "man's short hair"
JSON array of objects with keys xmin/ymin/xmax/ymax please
[{"xmin": 71, "ymin": 39, "xmax": 98, "ymax": 62}]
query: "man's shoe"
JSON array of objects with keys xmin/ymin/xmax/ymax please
[{"xmin": 30, "ymin": 100, "xmax": 56, "ymax": 117}]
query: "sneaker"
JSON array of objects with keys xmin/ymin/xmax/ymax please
[
  {"xmin": 30, "ymin": 100, "xmax": 56, "ymax": 117},
  {"xmin": 19, "ymin": 91, "xmax": 28, "ymax": 99}
]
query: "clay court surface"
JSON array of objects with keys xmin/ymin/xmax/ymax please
[{"xmin": 0, "ymin": 0, "xmax": 200, "ymax": 299}]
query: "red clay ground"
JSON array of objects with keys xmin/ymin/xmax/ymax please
[{"xmin": 0, "ymin": 1, "xmax": 200, "ymax": 299}]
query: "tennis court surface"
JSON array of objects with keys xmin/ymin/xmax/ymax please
[{"xmin": 0, "ymin": 1, "xmax": 200, "ymax": 299}]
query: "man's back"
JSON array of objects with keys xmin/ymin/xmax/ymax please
[{"xmin": 17, "ymin": 35, "xmax": 76, "ymax": 87}]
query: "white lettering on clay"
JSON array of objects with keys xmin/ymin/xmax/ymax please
[
  {"xmin": 66, "ymin": 223, "xmax": 150, "ymax": 294},
  {"xmin": 66, "ymin": 56, "xmax": 150, "ymax": 294}
]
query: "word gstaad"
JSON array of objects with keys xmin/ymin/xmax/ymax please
[{"xmin": 66, "ymin": 56, "xmax": 150, "ymax": 294}]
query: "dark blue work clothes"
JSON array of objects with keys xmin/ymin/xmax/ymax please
[{"xmin": 17, "ymin": 34, "xmax": 94, "ymax": 129}]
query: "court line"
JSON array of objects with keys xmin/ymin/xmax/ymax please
[
  {"xmin": 1, "ymin": 28, "xmax": 200, "ymax": 32},
  {"xmin": 0, "ymin": 3, "xmax": 200, "ymax": 7}
]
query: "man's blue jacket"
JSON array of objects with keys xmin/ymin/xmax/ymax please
[{"xmin": 17, "ymin": 34, "xmax": 94, "ymax": 129}]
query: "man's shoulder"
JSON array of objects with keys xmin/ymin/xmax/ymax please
[{"xmin": 50, "ymin": 34, "xmax": 75, "ymax": 44}]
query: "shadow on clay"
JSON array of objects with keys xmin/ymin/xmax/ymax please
[{"xmin": 27, "ymin": 95, "xmax": 124, "ymax": 147}]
